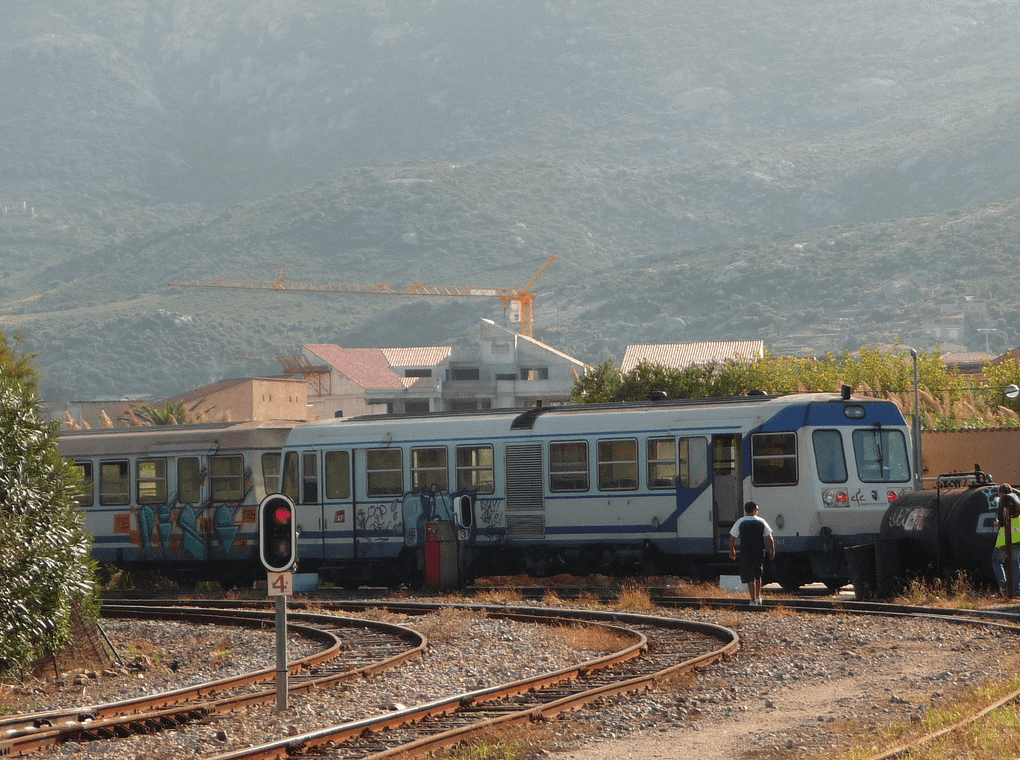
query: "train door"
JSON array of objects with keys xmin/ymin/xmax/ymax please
[
  {"xmin": 712, "ymin": 434, "xmax": 744, "ymax": 552},
  {"xmin": 206, "ymin": 453, "xmax": 251, "ymax": 562},
  {"xmin": 282, "ymin": 450, "xmax": 326, "ymax": 561},
  {"xmin": 322, "ymin": 449, "xmax": 355, "ymax": 561},
  {"xmin": 353, "ymin": 447, "xmax": 405, "ymax": 559}
]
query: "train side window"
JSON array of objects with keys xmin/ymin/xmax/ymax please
[
  {"xmin": 261, "ymin": 453, "xmax": 282, "ymax": 495},
  {"xmin": 751, "ymin": 432, "xmax": 798, "ymax": 485},
  {"xmin": 282, "ymin": 451, "xmax": 300, "ymax": 500},
  {"xmin": 679, "ymin": 436, "xmax": 710, "ymax": 489},
  {"xmin": 210, "ymin": 454, "xmax": 244, "ymax": 501},
  {"xmin": 137, "ymin": 458, "xmax": 168, "ymax": 504},
  {"xmin": 178, "ymin": 457, "xmax": 201, "ymax": 503},
  {"xmin": 325, "ymin": 451, "xmax": 351, "ymax": 499},
  {"xmin": 598, "ymin": 438, "xmax": 638, "ymax": 490},
  {"xmin": 99, "ymin": 460, "xmax": 130, "ymax": 506},
  {"xmin": 412, "ymin": 446, "xmax": 448, "ymax": 493},
  {"xmin": 302, "ymin": 452, "xmax": 319, "ymax": 503},
  {"xmin": 367, "ymin": 448, "xmax": 403, "ymax": 497},
  {"xmin": 647, "ymin": 438, "xmax": 676, "ymax": 489},
  {"xmin": 550, "ymin": 441, "xmax": 589, "ymax": 492},
  {"xmin": 73, "ymin": 461, "xmax": 94, "ymax": 507},
  {"xmin": 456, "ymin": 445, "xmax": 495, "ymax": 494},
  {"xmin": 812, "ymin": 430, "xmax": 848, "ymax": 483}
]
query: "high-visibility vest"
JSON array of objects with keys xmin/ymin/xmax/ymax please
[{"xmin": 996, "ymin": 516, "xmax": 1020, "ymax": 550}]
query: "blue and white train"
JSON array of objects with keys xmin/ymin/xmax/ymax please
[{"xmin": 59, "ymin": 390, "xmax": 916, "ymax": 589}]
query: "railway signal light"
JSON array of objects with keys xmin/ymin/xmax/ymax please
[{"xmin": 259, "ymin": 494, "xmax": 297, "ymax": 573}]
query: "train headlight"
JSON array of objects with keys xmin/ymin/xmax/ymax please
[{"xmin": 822, "ymin": 489, "xmax": 849, "ymax": 507}]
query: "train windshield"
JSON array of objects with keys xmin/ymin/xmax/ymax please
[
  {"xmin": 852, "ymin": 428, "xmax": 910, "ymax": 483},
  {"xmin": 812, "ymin": 430, "xmax": 848, "ymax": 483}
]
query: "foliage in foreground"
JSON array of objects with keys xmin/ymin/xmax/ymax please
[
  {"xmin": 0, "ymin": 332, "xmax": 98, "ymax": 676},
  {"xmin": 571, "ymin": 347, "xmax": 1020, "ymax": 430}
]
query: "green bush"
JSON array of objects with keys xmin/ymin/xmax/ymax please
[{"xmin": 0, "ymin": 334, "xmax": 98, "ymax": 676}]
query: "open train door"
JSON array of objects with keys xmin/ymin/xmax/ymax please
[{"xmin": 712, "ymin": 434, "xmax": 744, "ymax": 553}]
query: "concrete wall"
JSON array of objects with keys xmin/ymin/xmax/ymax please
[
  {"xmin": 922, "ymin": 429, "xmax": 1020, "ymax": 487},
  {"xmin": 250, "ymin": 378, "xmax": 307, "ymax": 421}
]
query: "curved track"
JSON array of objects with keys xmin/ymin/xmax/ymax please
[
  {"xmin": 7, "ymin": 594, "xmax": 1017, "ymax": 760},
  {"xmin": 0, "ymin": 604, "xmax": 426, "ymax": 756},
  {"xmin": 189, "ymin": 602, "xmax": 738, "ymax": 760}
]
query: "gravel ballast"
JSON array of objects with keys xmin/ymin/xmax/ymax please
[{"xmin": 2, "ymin": 603, "xmax": 1011, "ymax": 760}]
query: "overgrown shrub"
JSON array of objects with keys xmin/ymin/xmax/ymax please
[{"xmin": 0, "ymin": 334, "xmax": 98, "ymax": 676}]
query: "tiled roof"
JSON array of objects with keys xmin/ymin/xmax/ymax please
[
  {"xmin": 304, "ymin": 345, "xmax": 404, "ymax": 389},
  {"xmin": 941, "ymin": 352, "xmax": 995, "ymax": 374},
  {"xmin": 382, "ymin": 347, "xmax": 452, "ymax": 367},
  {"xmin": 941, "ymin": 352, "xmax": 994, "ymax": 364},
  {"xmin": 621, "ymin": 340, "xmax": 764, "ymax": 374}
]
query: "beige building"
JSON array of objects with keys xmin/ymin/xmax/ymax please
[
  {"xmin": 166, "ymin": 376, "xmax": 308, "ymax": 423},
  {"xmin": 59, "ymin": 376, "xmax": 308, "ymax": 429}
]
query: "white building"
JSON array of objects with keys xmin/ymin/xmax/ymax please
[{"xmin": 282, "ymin": 319, "xmax": 588, "ymax": 420}]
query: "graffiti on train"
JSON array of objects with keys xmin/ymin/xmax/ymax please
[{"xmin": 130, "ymin": 468, "xmax": 254, "ymax": 561}]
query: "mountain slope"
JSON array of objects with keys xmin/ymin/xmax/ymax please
[{"xmin": 1, "ymin": 1, "xmax": 1018, "ymax": 401}]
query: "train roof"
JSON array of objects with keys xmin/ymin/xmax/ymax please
[
  {"xmin": 284, "ymin": 391, "xmax": 904, "ymax": 447},
  {"xmin": 57, "ymin": 419, "xmax": 299, "ymax": 457}
]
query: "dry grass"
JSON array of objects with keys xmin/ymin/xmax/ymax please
[
  {"xmin": 614, "ymin": 583, "xmax": 653, "ymax": 610},
  {"xmin": 342, "ymin": 607, "xmax": 407, "ymax": 625},
  {"xmin": 407, "ymin": 607, "xmax": 486, "ymax": 643},
  {"xmin": 812, "ymin": 673, "xmax": 1020, "ymax": 760},
  {"xmin": 893, "ymin": 572, "xmax": 1001, "ymax": 610},
  {"xmin": 538, "ymin": 622, "xmax": 635, "ymax": 654},
  {"xmin": 472, "ymin": 587, "xmax": 526, "ymax": 605},
  {"xmin": 431, "ymin": 723, "xmax": 573, "ymax": 760},
  {"xmin": 205, "ymin": 635, "xmax": 235, "ymax": 669}
]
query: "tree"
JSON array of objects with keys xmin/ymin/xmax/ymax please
[
  {"xmin": 570, "ymin": 360, "xmax": 623, "ymax": 402},
  {"xmin": 120, "ymin": 398, "xmax": 212, "ymax": 426},
  {"xmin": 568, "ymin": 346, "xmax": 1018, "ymax": 431},
  {"xmin": 0, "ymin": 332, "xmax": 97, "ymax": 675}
]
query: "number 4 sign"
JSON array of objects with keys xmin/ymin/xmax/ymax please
[{"xmin": 267, "ymin": 572, "xmax": 293, "ymax": 597}]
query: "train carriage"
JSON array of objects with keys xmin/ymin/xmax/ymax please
[
  {"xmin": 276, "ymin": 390, "xmax": 915, "ymax": 589},
  {"xmin": 58, "ymin": 421, "xmax": 297, "ymax": 583}
]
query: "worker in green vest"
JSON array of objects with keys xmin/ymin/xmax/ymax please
[{"xmin": 993, "ymin": 483, "xmax": 1020, "ymax": 597}]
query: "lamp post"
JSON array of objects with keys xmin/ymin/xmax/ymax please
[{"xmin": 910, "ymin": 349, "xmax": 922, "ymax": 490}]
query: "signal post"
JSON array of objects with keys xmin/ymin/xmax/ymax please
[{"xmin": 258, "ymin": 493, "xmax": 298, "ymax": 711}]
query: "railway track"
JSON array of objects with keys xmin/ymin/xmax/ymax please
[
  {"xmin": 0, "ymin": 600, "xmax": 738, "ymax": 760},
  {"xmin": 0, "ymin": 604, "xmax": 426, "ymax": 756},
  {"xmin": 5, "ymin": 594, "xmax": 1018, "ymax": 760},
  {"xmin": 197, "ymin": 603, "xmax": 738, "ymax": 760}
]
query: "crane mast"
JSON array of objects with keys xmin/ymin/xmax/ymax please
[{"xmin": 168, "ymin": 255, "xmax": 556, "ymax": 337}]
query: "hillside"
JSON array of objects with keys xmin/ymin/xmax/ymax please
[{"xmin": 1, "ymin": 1, "xmax": 1018, "ymax": 401}]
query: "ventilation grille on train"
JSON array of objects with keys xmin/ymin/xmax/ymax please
[
  {"xmin": 506, "ymin": 514, "xmax": 546, "ymax": 540},
  {"xmin": 505, "ymin": 443, "xmax": 545, "ymax": 540}
]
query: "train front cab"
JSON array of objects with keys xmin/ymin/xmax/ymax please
[{"xmin": 742, "ymin": 396, "xmax": 915, "ymax": 590}]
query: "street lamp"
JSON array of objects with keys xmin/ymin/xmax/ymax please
[{"xmin": 910, "ymin": 349, "xmax": 922, "ymax": 490}]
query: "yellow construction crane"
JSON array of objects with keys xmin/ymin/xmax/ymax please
[{"xmin": 168, "ymin": 255, "xmax": 556, "ymax": 337}]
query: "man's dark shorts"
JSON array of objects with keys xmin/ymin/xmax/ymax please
[{"xmin": 739, "ymin": 553, "xmax": 765, "ymax": 584}]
